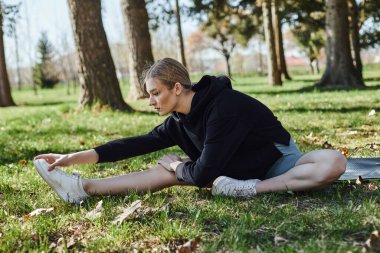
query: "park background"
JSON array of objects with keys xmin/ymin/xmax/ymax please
[{"xmin": 0, "ymin": 0, "xmax": 379, "ymax": 252}]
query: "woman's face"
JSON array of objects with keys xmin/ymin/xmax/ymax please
[{"xmin": 146, "ymin": 78, "xmax": 179, "ymax": 116}]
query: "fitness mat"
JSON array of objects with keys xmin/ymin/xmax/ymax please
[{"xmin": 338, "ymin": 158, "xmax": 380, "ymax": 180}]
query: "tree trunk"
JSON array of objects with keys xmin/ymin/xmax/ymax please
[
  {"xmin": 175, "ymin": 0, "xmax": 187, "ymax": 68},
  {"xmin": 315, "ymin": 58, "xmax": 320, "ymax": 74},
  {"xmin": 309, "ymin": 58, "xmax": 315, "ymax": 75},
  {"xmin": 24, "ymin": 2, "xmax": 37, "ymax": 95},
  {"xmin": 121, "ymin": 0, "xmax": 154, "ymax": 100},
  {"xmin": 258, "ymin": 35, "xmax": 263, "ymax": 74},
  {"xmin": 272, "ymin": 0, "xmax": 291, "ymax": 80},
  {"xmin": 14, "ymin": 30, "xmax": 22, "ymax": 90},
  {"xmin": 348, "ymin": 0, "xmax": 363, "ymax": 78},
  {"xmin": 316, "ymin": 0, "xmax": 364, "ymax": 87},
  {"xmin": 0, "ymin": 9, "xmax": 16, "ymax": 107},
  {"xmin": 67, "ymin": 0, "xmax": 132, "ymax": 111},
  {"xmin": 262, "ymin": 0, "xmax": 282, "ymax": 86},
  {"xmin": 224, "ymin": 53, "xmax": 232, "ymax": 78}
]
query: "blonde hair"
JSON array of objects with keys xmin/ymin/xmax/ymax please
[{"xmin": 142, "ymin": 58, "xmax": 192, "ymax": 91}]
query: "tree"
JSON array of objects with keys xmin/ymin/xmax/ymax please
[
  {"xmin": 0, "ymin": 2, "xmax": 16, "ymax": 107},
  {"xmin": 359, "ymin": 0, "xmax": 380, "ymax": 49},
  {"xmin": 348, "ymin": 0, "xmax": 362, "ymax": 78},
  {"xmin": 316, "ymin": 0, "xmax": 365, "ymax": 87},
  {"xmin": 68, "ymin": 0, "xmax": 132, "ymax": 111},
  {"xmin": 174, "ymin": 0, "xmax": 187, "ymax": 67},
  {"xmin": 288, "ymin": 1, "xmax": 325, "ymax": 74},
  {"xmin": 3, "ymin": 2, "xmax": 21, "ymax": 90},
  {"xmin": 121, "ymin": 0, "xmax": 154, "ymax": 100},
  {"xmin": 33, "ymin": 32, "xmax": 59, "ymax": 89},
  {"xmin": 262, "ymin": 0, "xmax": 281, "ymax": 85},
  {"xmin": 186, "ymin": 30, "xmax": 213, "ymax": 73},
  {"xmin": 272, "ymin": 0, "xmax": 291, "ymax": 80},
  {"xmin": 348, "ymin": 0, "xmax": 380, "ymax": 77},
  {"xmin": 192, "ymin": 0, "xmax": 259, "ymax": 78},
  {"xmin": 292, "ymin": 28, "xmax": 324, "ymax": 74},
  {"xmin": 149, "ymin": 0, "xmax": 188, "ymax": 67},
  {"xmin": 23, "ymin": 1, "xmax": 37, "ymax": 95}
]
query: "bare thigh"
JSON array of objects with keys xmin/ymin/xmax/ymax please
[{"xmin": 295, "ymin": 149, "xmax": 341, "ymax": 166}]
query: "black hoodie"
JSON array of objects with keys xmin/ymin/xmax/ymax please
[{"xmin": 94, "ymin": 75, "xmax": 291, "ymax": 187}]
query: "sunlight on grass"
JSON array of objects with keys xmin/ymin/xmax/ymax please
[{"xmin": 0, "ymin": 65, "xmax": 379, "ymax": 252}]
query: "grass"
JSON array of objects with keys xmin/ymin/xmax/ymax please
[{"xmin": 0, "ymin": 64, "xmax": 379, "ymax": 252}]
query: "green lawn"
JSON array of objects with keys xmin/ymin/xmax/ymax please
[{"xmin": 0, "ymin": 65, "xmax": 379, "ymax": 252}]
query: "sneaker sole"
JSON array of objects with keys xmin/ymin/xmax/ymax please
[{"xmin": 34, "ymin": 159, "xmax": 72, "ymax": 203}]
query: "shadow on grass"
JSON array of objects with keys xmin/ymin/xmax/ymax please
[
  {"xmin": 364, "ymin": 76, "xmax": 380, "ymax": 82},
  {"xmin": 0, "ymin": 146, "xmax": 76, "ymax": 165},
  {"xmin": 5, "ymin": 125, "xmax": 97, "ymax": 136},
  {"xmin": 19, "ymin": 101, "xmax": 67, "ymax": 107},
  {"xmin": 246, "ymin": 84, "xmax": 380, "ymax": 96},
  {"xmin": 273, "ymin": 105, "xmax": 380, "ymax": 114}
]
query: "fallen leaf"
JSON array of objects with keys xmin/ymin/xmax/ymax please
[
  {"xmin": 28, "ymin": 207, "xmax": 54, "ymax": 218},
  {"xmin": 73, "ymin": 224, "xmax": 85, "ymax": 238},
  {"xmin": 356, "ymin": 176, "xmax": 364, "ymax": 185},
  {"xmin": 55, "ymin": 237, "xmax": 65, "ymax": 253},
  {"xmin": 49, "ymin": 242, "xmax": 56, "ymax": 249},
  {"xmin": 254, "ymin": 226, "xmax": 269, "ymax": 233},
  {"xmin": 81, "ymin": 238, "xmax": 88, "ymax": 246},
  {"xmin": 85, "ymin": 200, "xmax": 103, "ymax": 219},
  {"xmin": 340, "ymin": 130, "xmax": 358, "ymax": 136},
  {"xmin": 138, "ymin": 203, "xmax": 168, "ymax": 215},
  {"xmin": 195, "ymin": 200, "xmax": 208, "ymax": 206},
  {"xmin": 67, "ymin": 236, "xmax": 76, "ymax": 249},
  {"xmin": 274, "ymin": 236, "xmax": 288, "ymax": 244},
  {"xmin": 322, "ymin": 141, "xmax": 333, "ymax": 149},
  {"xmin": 178, "ymin": 237, "xmax": 201, "ymax": 253},
  {"xmin": 30, "ymin": 232, "xmax": 39, "ymax": 241},
  {"xmin": 367, "ymin": 183, "xmax": 378, "ymax": 191},
  {"xmin": 368, "ymin": 109, "xmax": 376, "ymax": 117},
  {"xmin": 363, "ymin": 230, "xmax": 379, "ymax": 252},
  {"xmin": 112, "ymin": 200, "xmax": 141, "ymax": 225},
  {"xmin": 19, "ymin": 159, "xmax": 27, "ymax": 165},
  {"xmin": 341, "ymin": 147, "xmax": 349, "ymax": 158}
]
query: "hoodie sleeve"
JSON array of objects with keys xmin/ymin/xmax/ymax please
[
  {"xmin": 175, "ymin": 116, "xmax": 250, "ymax": 187},
  {"xmin": 94, "ymin": 118, "xmax": 175, "ymax": 163}
]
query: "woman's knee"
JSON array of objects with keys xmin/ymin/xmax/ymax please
[{"xmin": 318, "ymin": 150, "xmax": 347, "ymax": 183}]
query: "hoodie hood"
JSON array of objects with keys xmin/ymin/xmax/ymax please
[{"xmin": 172, "ymin": 75, "xmax": 232, "ymax": 122}]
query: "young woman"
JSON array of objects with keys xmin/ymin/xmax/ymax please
[{"xmin": 34, "ymin": 58, "xmax": 347, "ymax": 204}]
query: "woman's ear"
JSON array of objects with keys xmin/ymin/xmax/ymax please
[{"xmin": 174, "ymin": 82, "xmax": 183, "ymax": 95}]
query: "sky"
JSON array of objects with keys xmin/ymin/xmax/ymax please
[{"xmin": 2, "ymin": 0, "xmax": 196, "ymax": 69}]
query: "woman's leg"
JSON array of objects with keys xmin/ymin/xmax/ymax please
[
  {"xmin": 82, "ymin": 164, "xmax": 188, "ymax": 196},
  {"xmin": 255, "ymin": 149, "xmax": 347, "ymax": 193}
]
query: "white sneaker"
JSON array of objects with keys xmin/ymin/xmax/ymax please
[
  {"xmin": 211, "ymin": 176, "xmax": 261, "ymax": 198},
  {"xmin": 34, "ymin": 159, "xmax": 89, "ymax": 204}
]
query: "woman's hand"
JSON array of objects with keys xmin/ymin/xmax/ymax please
[
  {"xmin": 158, "ymin": 154, "xmax": 183, "ymax": 172},
  {"xmin": 34, "ymin": 153, "xmax": 71, "ymax": 171},
  {"xmin": 34, "ymin": 149, "xmax": 99, "ymax": 171}
]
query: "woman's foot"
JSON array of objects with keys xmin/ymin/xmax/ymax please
[
  {"xmin": 34, "ymin": 159, "xmax": 89, "ymax": 204},
  {"xmin": 212, "ymin": 176, "xmax": 260, "ymax": 198}
]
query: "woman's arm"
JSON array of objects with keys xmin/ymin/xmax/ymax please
[
  {"xmin": 34, "ymin": 149, "xmax": 99, "ymax": 171},
  {"xmin": 94, "ymin": 119, "xmax": 176, "ymax": 163}
]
